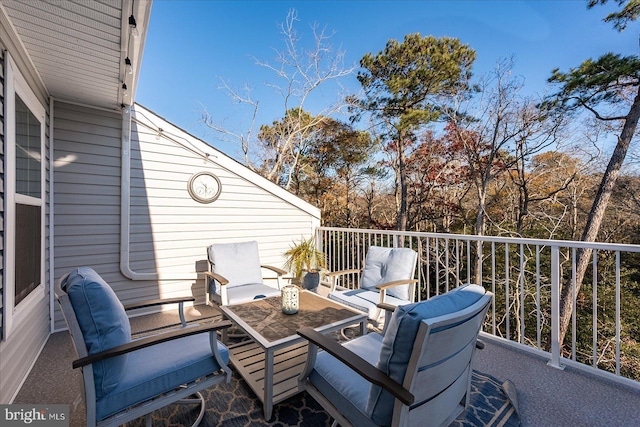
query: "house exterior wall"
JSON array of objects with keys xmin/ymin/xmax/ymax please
[
  {"xmin": 0, "ymin": 101, "xmax": 50, "ymax": 402},
  {"xmin": 52, "ymin": 102, "xmax": 320, "ymax": 329},
  {"xmin": 0, "ymin": 17, "xmax": 51, "ymax": 402},
  {"xmin": 129, "ymin": 105, "xmax": 320, "ymax": 269},
  {"xmin": 0, "ymin": 47, "xmax": 5, "ymax": 347},
  {"xmin": 52, "ymin": 101, "xmax": 124, "ymax": 332}
]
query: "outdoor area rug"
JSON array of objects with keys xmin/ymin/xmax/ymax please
[{"xmin": 132, "ymin": 369, "xmax": 520, "ymax": 426}]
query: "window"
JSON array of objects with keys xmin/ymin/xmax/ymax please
[
  {"xmin": 15, "ymin": 95, "xmax": 42, "ymax": 199},
  {"xmin": 3, "ymin": 55, "xmax": 46, "ymax": 338},
  {"xmin": 14, "ymin": 96, "xmax": 43, "ymax": 306}
]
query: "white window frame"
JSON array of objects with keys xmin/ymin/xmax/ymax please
[{"xmin": 4, "ymin": 55, "xmax": 47, "ymax": 338}]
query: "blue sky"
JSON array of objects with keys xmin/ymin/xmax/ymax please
[{"xmin": 136, "ymin": 0, "xmax": 634, "ymax": 158}]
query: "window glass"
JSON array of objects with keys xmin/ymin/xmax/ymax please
[
  {"xmin": 15, "ymin": 204, "xmax": 41, "ymax": 305},
  {"xmin": 15, "ymin": 94, "xmax": 41, "ymax": 198},
  {"xmin": 13, "ymin": 93, "xmax": 43, "ymax": 307}
]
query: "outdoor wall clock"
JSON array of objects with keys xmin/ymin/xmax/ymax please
[{"xmin": 187, "ymin": 171, "xmax": 222, "ymax": 204}]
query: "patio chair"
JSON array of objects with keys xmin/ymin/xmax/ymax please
[
  {"xmin": 297, "ymin": 284, "xmax": 493, "ymax": 427},
  {"xmin": 55, "ymin": 267, "xmax": 232, "ymax": 427},
  {"xmin": 204, "ymin": 240, "xmax": 286, "ymax": 306},
  {"xmin": 326, "ymin": 246, "xmax": 418, "ymax": 324}
]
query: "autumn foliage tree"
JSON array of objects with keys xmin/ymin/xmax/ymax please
[
  {"xmin": 257, "ymin": 108, "xmax": 317, "ymax": 187},
  {"xmin": 404, "ymin": 130, "xmax": 466, "ymax": 232},
  {"xmin": 445, "ymin": 59, "xmax": 561, "ymax": 238},
  {"xmin": 296, "ymin": 118, "xmax": 374, "ymax": 226},
  {"xmin": 510, "ymin": 151, "xmax": 584, "ymax": 238},
  {"xmin": 351, "ymin": 33, "xmax": 476, "ymax": 230}
]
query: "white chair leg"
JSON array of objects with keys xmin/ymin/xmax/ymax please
[{"xmin": 339, "ymin": 328, "xmax": 351, "ymax": 341}]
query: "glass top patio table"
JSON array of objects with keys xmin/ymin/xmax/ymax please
[
  {"xmin": 221, "ymin": 289, "xmax": 365, "ymax": 344},
  {"xmin": 219, "ymin": 289, "xmax": 367, "ymax": 420}
]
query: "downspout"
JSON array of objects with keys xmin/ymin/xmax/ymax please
[
  {"xmin": 120, "ymin": 108, "xmax": 193, "ymax": 281},
  {"xmin": 49, "ymin": 96, "xmax": 54, "ymax": 333}
]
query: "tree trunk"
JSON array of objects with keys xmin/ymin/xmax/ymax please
[
  {"xmin": 557, "ymin": 86, "xmax": 640, "ymax": 347},
  {"xmin": 396, "ymin": 136, "xmax": 409, "ymax": 231},
  {"xmin": 570, "ymin": 189, "xmax": 578, "ymax": 240},
  {"xmin": 345, "ymin": 175, "xmax": 352, "ymax": 227},
  {"xmin": 474, "ymin": 189, "xmax": 487, "ymax": 284}
]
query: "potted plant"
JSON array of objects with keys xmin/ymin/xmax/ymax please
[{"xmin": 284, "ymin": 235, "xmax": 326, "ymax": 292}]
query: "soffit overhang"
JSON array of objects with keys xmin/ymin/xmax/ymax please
[{"xmin": 2, "ymin": 0, "xmax": 151, "ymax": 110}]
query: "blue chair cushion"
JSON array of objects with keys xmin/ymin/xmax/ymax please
[
  {"xmin": 367, "ymin": 284, "xmax": 486, "ymax": 425},
  {"xmin": 328, "ymin": 289, "xmax": 408, "ymax": 320},
  {"xmin": 65, "ymin": 267, "xmax": 131, "ymax": 399},
  {"xmin": 360, "ymin": 247, "xmax": 417, "ymax": 301},
  {"xmin": 308, "ymin": 333, "xmax": 383, "ymax": 427},
  {"xmin": 96, "ymin": 333, "xmax": 229, "ymax": 421}
]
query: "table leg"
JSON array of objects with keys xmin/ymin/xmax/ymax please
[
  {"xmin": 263, "ymin": 350, "xmax": 274, "ymax": 420},
  {"xmin": 220, "ymin": 314, "xmax": 229, "ymax": 344}
]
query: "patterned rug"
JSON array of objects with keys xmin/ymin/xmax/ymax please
[
  {"xmin": 127, "ymin": 316, "xmax": 519, "ymax": 427},
  {"xmin": 132, "ymin": 368, "xmax": 520, "ymax": 426}
]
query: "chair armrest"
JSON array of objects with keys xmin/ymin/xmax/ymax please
[
  {"xmin": 325, "ymin": 269, "xmax": 361, "ymax": 292},
  {"xmin": 297, "ymin": 327, "xmax": 414, "ymax": 406},
  {"xmin": 261, "ymin": 265, "xmax": 287, "ymax": 276},
  {"xmin": 374, "ymin": 279, "xmax": 418, "ymax": 291},
  {"xmin": 375, "ymin": 279, "xmax": 419, "ymax": 319},
  {"xmin": 377, "ymin": 302, "xmax": 397, "ymax": 313},
  {"xmin": 377, "ymin": 302, "xmax": 398, "ymax": 335},
  {"xmin": 123, "ymin": 296, "xmax": 196, "ymax": 311},
  {"xmin": 375, "ymin": 279, "xmax": 418, "ymax": 312},
  {"xmin": 325, "ymin": 269, "xmax": 361, "ymax": 278},
  {"xmin": 204, "ymin": 271, "xmax": 229, "ymax": 286},
  {"xmin": 73, "ymin": 320, "xmax": 233, "ymax": 369},
  {"xmin": 125, "ymin": 296, "xmax": 196, "ymax": 328}
]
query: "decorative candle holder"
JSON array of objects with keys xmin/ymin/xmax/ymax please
[{"xmin": 281, "ymin": 285, "xmax": 299, "ymax": 315}]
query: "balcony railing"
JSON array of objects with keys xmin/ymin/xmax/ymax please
[{"xmin": 316, "ymin": 226, "xmax": 640, "ymax": 389}]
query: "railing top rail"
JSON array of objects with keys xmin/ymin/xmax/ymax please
[{"xmin": 317, "ymin": 226, "xmax": 640, "ymax": 253}]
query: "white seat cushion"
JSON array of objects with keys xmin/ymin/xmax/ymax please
[
  {"xmin": 308, "ymin": 333, "xmax": 384, "ymax": 427},
  {"xmin": 208, "ymin": 241, "xmax": 263, "ymax": 289},
  {"xmin": 328, "ymin": 288, "xmax": 407, "ymax": 320},
  {"xmin": 360, "ymin": 246, "xmax": 417, "ymax": 301},
  {"xmin": 225, "ymin": 283, "xmax": 281, "ymax": 305}
]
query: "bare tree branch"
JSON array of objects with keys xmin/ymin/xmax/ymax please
[{"xmin": 201, "ymin": 9, "xmax": 355, "ymax": 188}]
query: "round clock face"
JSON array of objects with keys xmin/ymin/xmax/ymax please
[{"xmin": 188, "ymin": 172, "xmax": 221, "ymax": 203}]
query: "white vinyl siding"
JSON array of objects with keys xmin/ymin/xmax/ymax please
[
  {"xmin": 0, "ymin": 49, "xmax": 50, "ymax": 404},
  {"xmin": 127, "ymin": 106, "xmax": 319, "ymax": 279},
  {"xmin": 52, "ymin": 102, "xmax": 123, "ymax": 330},
  {"xmin": 52, "ymin": 102, "xmax": 320, "ymax": 329},
  {"xmin": 0, "ymin": 297, "xmax": 48, "ymax": 403},
  {"xmin": 130, "ymin": 135, "xmax": 316, "ymax": 264}
]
